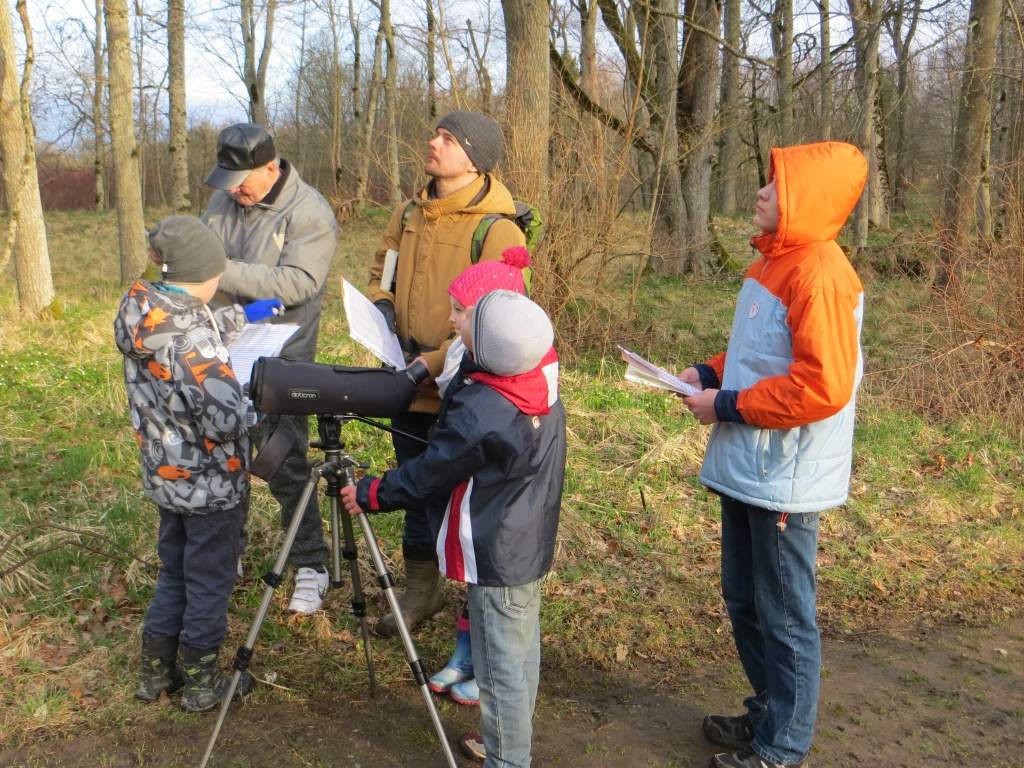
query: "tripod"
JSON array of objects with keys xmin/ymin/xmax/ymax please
[{"xmin": 199, "ymin": 415, "xmax": 458, "ymax": 768}]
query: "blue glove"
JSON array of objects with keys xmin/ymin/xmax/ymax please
[{"xmin": 244, "ymin": 298, "xmax": 284, "ymax": 323}]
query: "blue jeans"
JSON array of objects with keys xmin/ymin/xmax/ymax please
[
  {"xmin": 720, "ymin": 495, "xmax": 820, "ymax": 765},
  {"xmin": 468, "ymin": 580, "xmax": 542, "ymax": 768}
]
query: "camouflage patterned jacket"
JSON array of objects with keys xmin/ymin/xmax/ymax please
[{"xmin": 114, "ymin": 280, "xmax": 255, "ymax": 514}]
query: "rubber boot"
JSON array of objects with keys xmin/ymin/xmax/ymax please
[
  {"xmin": 180, "ymin": 644, "xmax": 254, "ymax": 713},
  {"xmin": 429, "ymin": 609, "xmax": 473, "ymax": 693},
  {"xmin": 136, "ymin": 633, "xmax": 183, "ymax": 702},
  {"xmin": 374, "ymin": 558, "xmax": 445, "ymax": 637}
]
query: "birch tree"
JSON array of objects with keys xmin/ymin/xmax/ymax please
[
  {"xmin": 93, "ymin": 0, "xmax": 107, "ymax": 210},
  {"xmin": 105, "ymin": 0, "xmax": 147, "ymax": 281},
  {"xmin": 0, "ymin": 0, "xmax": 54, "ymax": 315}
]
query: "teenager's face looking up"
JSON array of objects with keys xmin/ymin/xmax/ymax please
[
  {"xmin": 425, "ymin": 128, "xmax": 478, "ymax": 180},
  {"xmin": 753, "ymin": 179, "xmax": 780, "ymax": 233}
]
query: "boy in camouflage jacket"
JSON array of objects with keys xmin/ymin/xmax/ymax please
[{"xmin": 114, "ymin": 216, "xmax": 279, "ymax": 712}]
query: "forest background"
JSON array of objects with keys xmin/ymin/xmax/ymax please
[{"xmin": 0, "ymin": 0, "xmax": 1022, "ymax": 764}]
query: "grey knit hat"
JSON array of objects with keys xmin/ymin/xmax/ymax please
[
  {"xmin": 436, "ymin": 111, "xmax": 504, "ymax": 174},
  {"xmin": 148, "ymin": 216, "xmax": 227, "ymax": 284},
  {"xmin": 471, "ymin": 290, "xmax": 553, "ymax": 376}
]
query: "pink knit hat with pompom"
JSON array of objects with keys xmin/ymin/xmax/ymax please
[{"xmin": 448, "ymin": 246, "xmax": 530, "ymax": 306}]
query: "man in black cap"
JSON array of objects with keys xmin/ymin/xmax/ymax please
[
  {"xmin": 203, "ymin": 123, "xmax": 337, "ymax": 614},
  {"xmin": 365, "ymin": 111, "xmax": 526, "ymax": 639}
]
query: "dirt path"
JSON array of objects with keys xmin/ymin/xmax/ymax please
[{"xmin": 4, "ymin": 617, "xmax": 1022, "ymax": 767}]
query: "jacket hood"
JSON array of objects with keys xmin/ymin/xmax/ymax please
[
  {"xmin": 752, "ymin": 142, "xmax": 867, "ymax": 257},
  {"xmin": 416, "ymin": 173, "xmax": 516, "ymax": 221},
  {"xmin": 468, "ymin": 347, "xmax": 559, "ymax": 416},
  {"xmin": 114, "ymin": 280, "xmax": 206, "ymax": 360}
]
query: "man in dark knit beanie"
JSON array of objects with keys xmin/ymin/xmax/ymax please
[{"xmin": 365, "ymin": 111, "xmax": 526, "ymax": 642}]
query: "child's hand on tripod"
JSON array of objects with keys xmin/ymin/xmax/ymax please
[{"xmin": 341, "ymin": 484, "xmax": 365, "ymax": 516}]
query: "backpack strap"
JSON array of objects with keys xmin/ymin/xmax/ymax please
[
  {"xmin": 400, "ymin": 200, "xmax": 417, "ymax": 233},
  {"xmin": 470, "ymin": 214, "xmax": 505, "ymax": 264}
]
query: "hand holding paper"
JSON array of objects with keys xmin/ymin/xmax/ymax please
[{"xmin": 617, "ymin": 345, "xmax": 701, "ymax": 397}]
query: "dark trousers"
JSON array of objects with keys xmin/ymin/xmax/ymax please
[
  {"xmin": 391, "ymin": 410, "xmax": 438, "ymax": 561},
  {"xmin": 255, "ymin": 413, "xmax": 328, "ymax": 569},
  {"xmin": 144, "ymin": 503, "xmax": 246, "ymax": 651}
]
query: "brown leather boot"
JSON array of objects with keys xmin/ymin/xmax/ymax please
[{"xmin": 374, "ymin": 558, "xmax": 445, "ymax": 637}]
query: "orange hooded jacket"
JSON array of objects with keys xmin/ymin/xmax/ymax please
[{"xmin": 706, "ymin": 141, "xmax": 868, "ymax": 429}]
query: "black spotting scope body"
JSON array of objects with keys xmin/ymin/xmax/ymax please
[{"xmin": 250, "ymin": 357, "xmax": 428, "ymax": 417}]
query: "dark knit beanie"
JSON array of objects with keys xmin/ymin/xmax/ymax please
[
  {"xmin": 436, "ymin": 111, "xmax": 503, "ymax": 174},
  {"xmin": 148, "ymin": 216, "xmax": 227, "ymax": 284}
]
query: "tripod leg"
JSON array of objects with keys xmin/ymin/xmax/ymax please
[
  {"xmin": 330, "ymin": 492, "xmax": 378, "ymax": 697},
  {"xmin": 355, "ymin": 511, "xmax": 458, "ymax": 768},
  {"xmin": 198, "ymin": 469, "xmax": 323, "ymax": 768}
]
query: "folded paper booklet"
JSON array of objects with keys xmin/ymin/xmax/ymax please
[
  {"xmin": 228, "ymin": 323, "xmax": 300, "ymax": 387},
  {"xmin": 617, "ymin": 345, "xmax": 700, "ymax": 397}
]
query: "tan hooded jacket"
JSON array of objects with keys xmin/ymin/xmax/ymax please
[{"xmin": 366, "ymin": 172, "xmax": 525, "ymax": 412}]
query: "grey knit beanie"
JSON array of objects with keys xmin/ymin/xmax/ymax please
[
  {"xmin": 436, "ymin": 111, "xmax": 504, "ymax": 174},
  {"xmin": 148, "ymin": 216, "xmax": 227, "ymax": 284},
  {"xmin": 471, "ymin": 290, "xmax": 553, "ymax": 376}
]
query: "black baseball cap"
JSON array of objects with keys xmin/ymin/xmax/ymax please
[{"xmin": 205, "ymin": 123, "xmax": 277, "ymax": 190}]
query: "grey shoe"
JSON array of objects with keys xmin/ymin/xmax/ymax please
[
  {"xmin": 180, "ymin": 645, "xmax": 254, "ymax": 713},
  {"xmin": 136, "ymin": 633, "xmax": 183, "ymax": 702},
  {"xmin": 374, "ymin": 558, "xmax": 445, "ymax": 637},
  {"xmin": 459, "ymin": 733, "xmax": 486, "ymax": 762},
  {"xmin": 710, "ymin": 747, "xmax": 805, "ymax": 768},
  {"xmin": 702, "ymin": 712, "xmax": 754, "ymax": 749}
]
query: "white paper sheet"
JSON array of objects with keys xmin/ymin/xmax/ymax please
[
  {"xmin": 228, "ymin": 323, "xmax": 300, "ymax": 386},
  {"xmin": 342, "ymin": 278, "xmax": 406, "ymax": 369},
  {"xmin": 617, "ymin": 345, "xmax": 700, "ymax": 397}
]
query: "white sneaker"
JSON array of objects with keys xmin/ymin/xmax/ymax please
[{"xmin": 288, "ymin": 567, "xmax": 329, "ymax": 614}]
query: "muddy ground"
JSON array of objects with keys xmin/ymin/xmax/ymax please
[{"xmin": 3, "ymin": 616, "xmax": 1022, "ymax": 768}]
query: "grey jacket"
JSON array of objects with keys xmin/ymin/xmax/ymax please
[{"xmin": 202, "ymin": 160, "xmax": 337, "ymax": 361}]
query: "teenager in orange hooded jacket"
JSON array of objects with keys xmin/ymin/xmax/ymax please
[{"xmin": 681, "ymin": 142, "xmax": 868, "ymax": 768}]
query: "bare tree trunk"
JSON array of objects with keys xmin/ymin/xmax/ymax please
[
  {"xmin": 241, "ymin": 0, "xmax": 276, "ymax": 126},
  {"xmin": 771, "ymin": 0, "xmax": 793, "ymax": 145},
  {"xmin": 466, "ymin": 20, "xmax": 493, "ymax": 113},
  {"xmin": 426, "ymin": 0, "xmax": 437, "ymax": 119},
  {"xmin": 716, "ymin": 0, "xmax": 741, "ymax": 213},
  {"xmin": 818, "ymin": 0, "xmax": 832, "ymax": 140},
  {"xmin": 105, "ymin": 0, "xmax": 147, "ymax": 281},
  {"xmin": 327, "ymin": 0, "xmax": 342, "ymax": 195},
  {"xmin": 348, "ymin": 0, "xmax": 361, "ymax": 125},
  {"xmin": 355, "ymin": 9, "xmax": 385, "ymax": 205},
  {"xmin": 167, "ymin": 0, "xmax": 189, "ymax": 212},
  {"xmin": 0, "ymin": 0, "xmax": 54, "ymax": 314},
  {"xmin": 133, "ymin": 0, "xmax": 147, "ymax": 207},
  {"xmin": 939, "ymin": 0, "xmax": 1004, "ymax": 285},
  {"xmin": 978, "ymin": 113, "xmax": 993, "ymax": 238},
  {"xmin": 92, "ymin": 0, "xmax": 106, "ymax": 210},
  {"xmin": 648, "ymin": 0, "xmax": 687, "ymax": 274},
  {"xmin": 502, "ymin": 0, "xmax": 550, "ymax": 204},
  {"xmin": 991, "ymin": 3, "xmax": 1022, "ymax": 237},
  {"xmin": 887, "ymin": 0, "xmax": 923, "ymax": 211},
  {"xmin": 870, "ymin": 80, "xmax": 891, "ymax": 228},
  {"xmin": 847, "ymin": 0, "xmax": 881, "ymax": 257},
  {"xmin": 382, "ymin": 0, "xmax": 401, "ymax": 204},
  {"xmin": 294, "ymin": 0, "xmax": 307, "ymax": 173},
  {"xmin": 678, "ymin": 0, "xmax": 722, "ymax": 272}
]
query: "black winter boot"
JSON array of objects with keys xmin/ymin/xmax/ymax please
[
  {"xmin": 136, "ymin": 633, "xmax": 183, "ymax": 702},
  {"xmin": 180, "ymin": 644, "xmax": 254, "ymax": 713}
]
